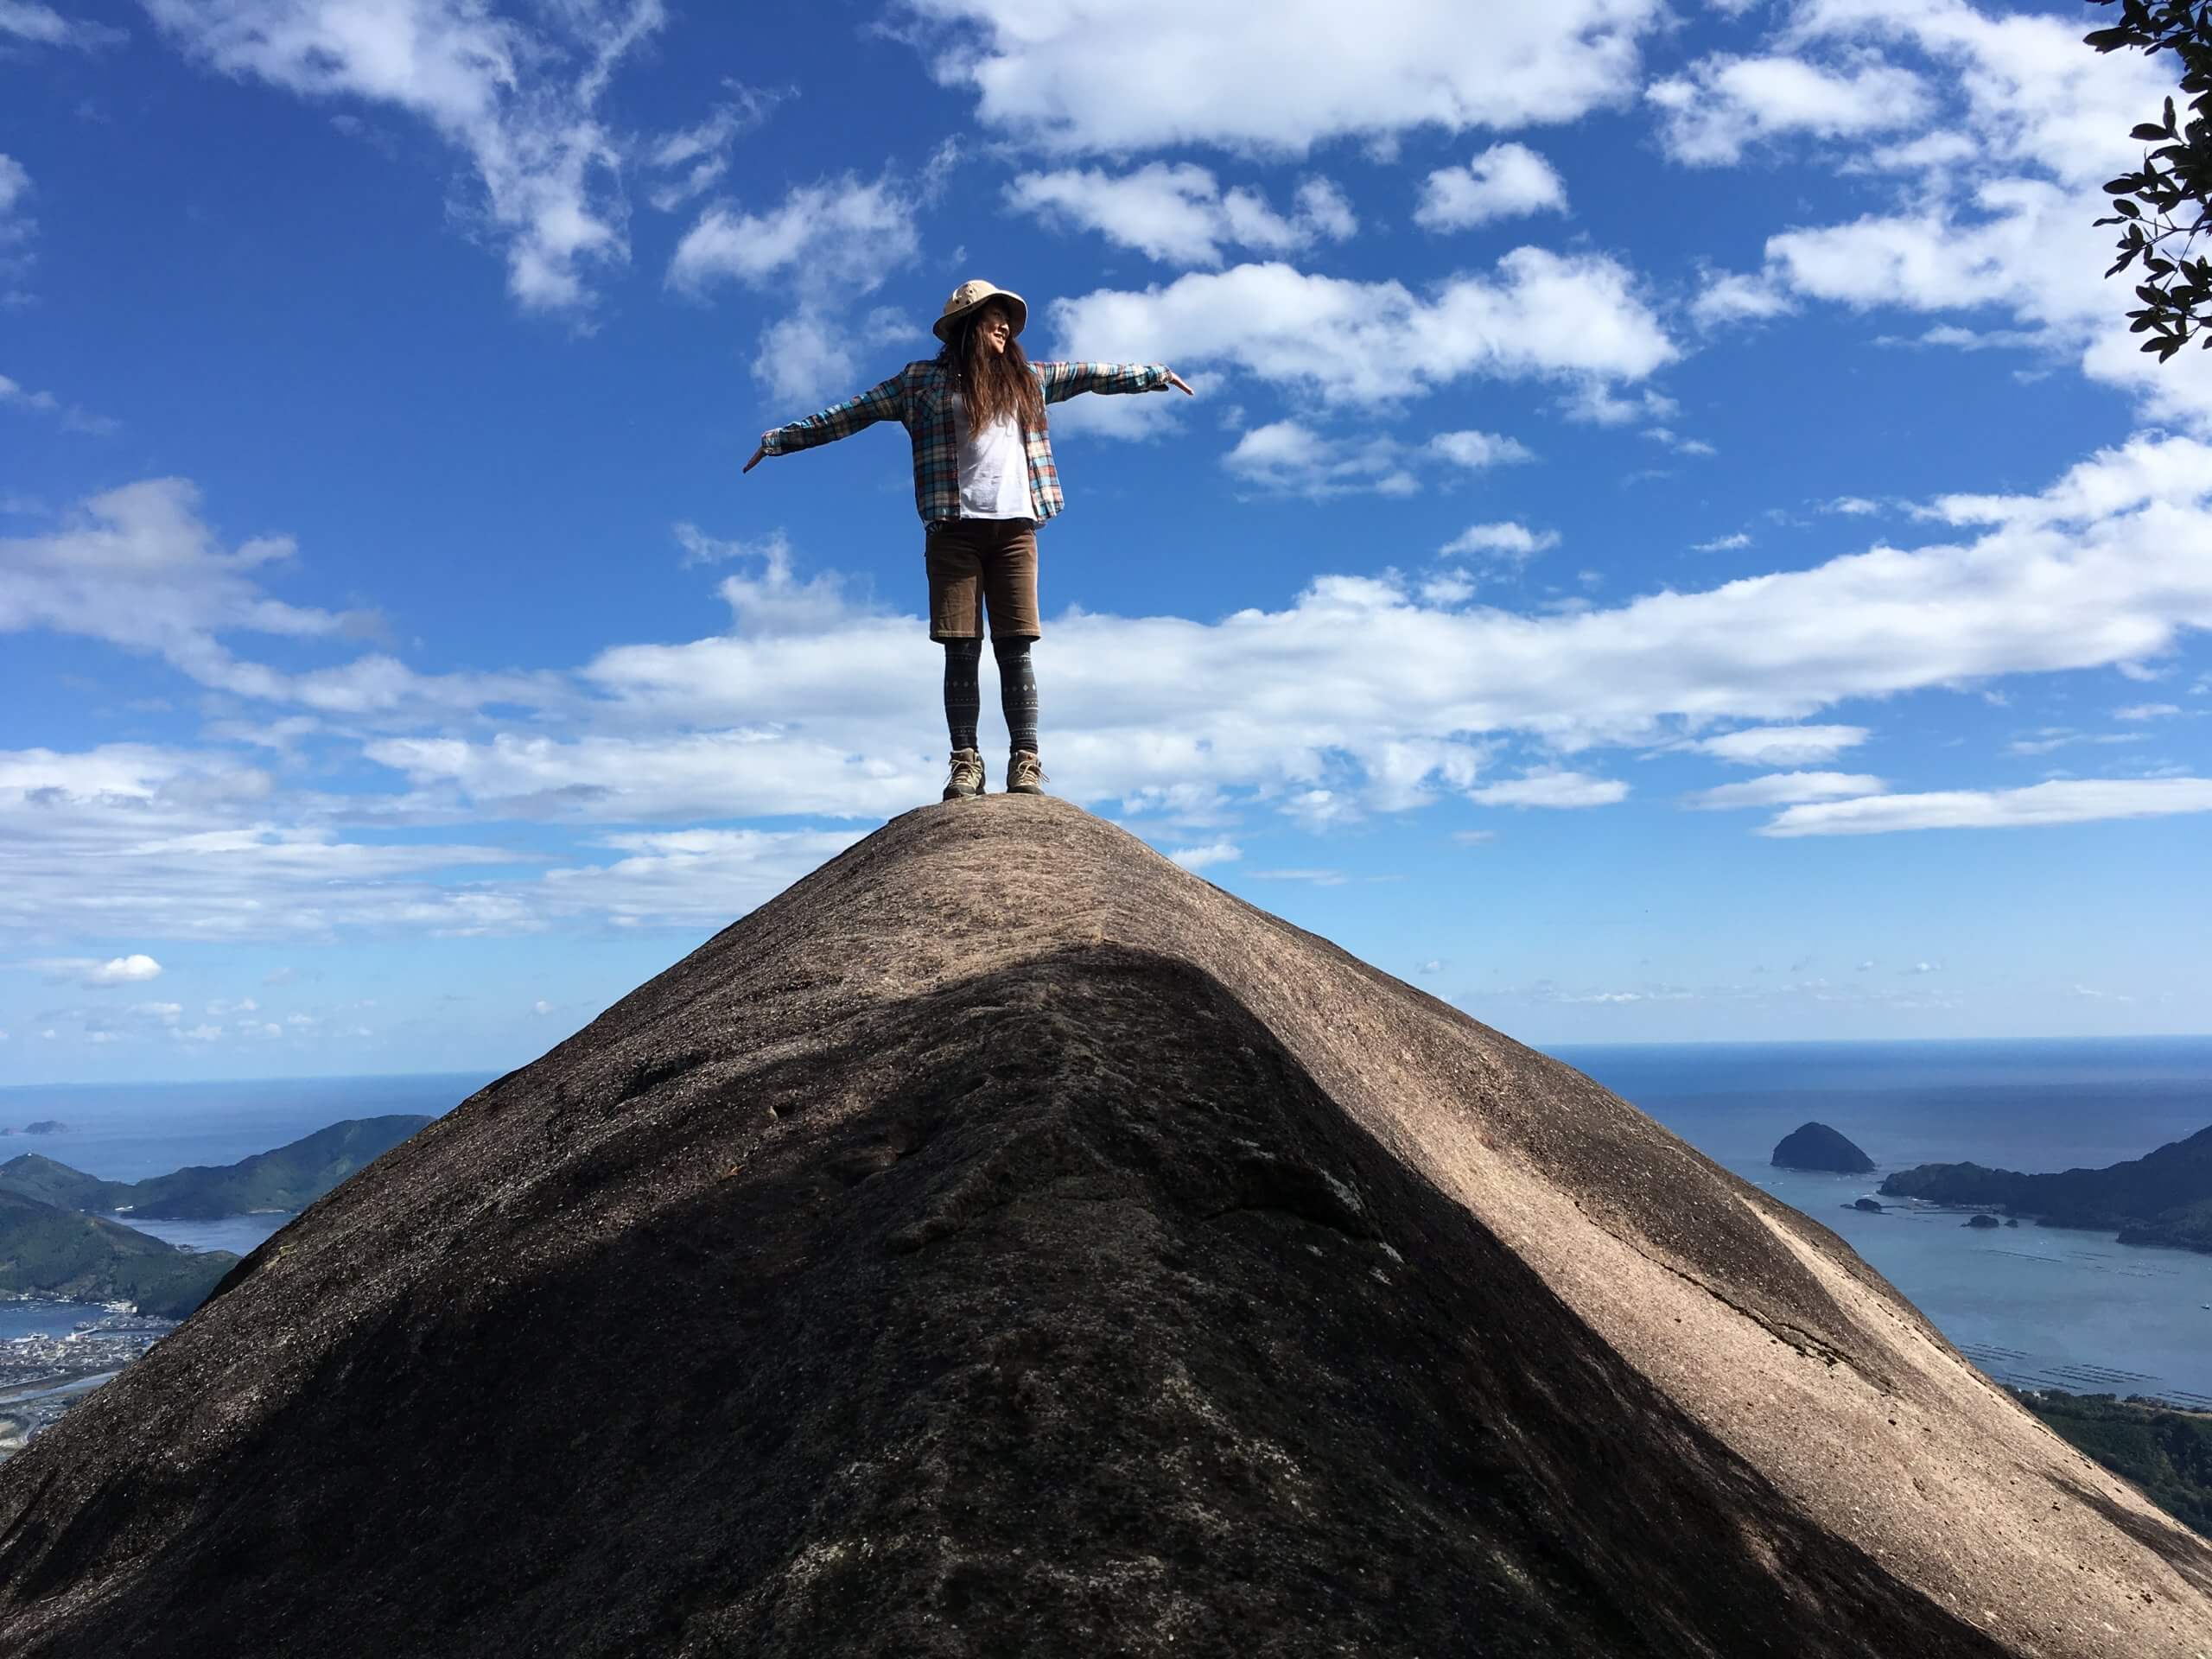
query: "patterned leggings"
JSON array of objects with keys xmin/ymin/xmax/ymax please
[{"xmin": 943, "ymin": 637, "xmax": 1039, "ymax": 756}]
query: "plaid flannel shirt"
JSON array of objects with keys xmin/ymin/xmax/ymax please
[{"xmin": 759, "ymin": 359, "xmax": 1171, "ymax": 524}]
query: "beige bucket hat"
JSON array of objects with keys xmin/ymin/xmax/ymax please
[{"xmin": 933, "ymin": 278, "xmax": 1027, "ymax": 343}]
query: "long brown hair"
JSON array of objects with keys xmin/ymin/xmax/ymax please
[{"xmin": 938, "ymin": 302, "xmax": 1046, "ymax": 433}]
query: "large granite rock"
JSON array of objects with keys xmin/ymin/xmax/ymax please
[
  {"xmin": 1773, "ymin": 1122, "xmax": 1875, "ymax": 1173},
  {"xmin": 0, "ymin": 798, "xmax": 2204, "ymax": 1657}
]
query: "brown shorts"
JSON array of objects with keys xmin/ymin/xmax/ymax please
[{"xmin": 925, "ymin": 517, "xmax": 1039, "ymax": 640}]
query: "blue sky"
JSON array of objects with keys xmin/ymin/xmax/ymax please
[{"xmin": 2, "ymin": 0, "xmax": 2208, "ymax": 1084}]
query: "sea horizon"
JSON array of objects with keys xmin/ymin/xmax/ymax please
[{"xmin": 4, "ymin": 1029, "xmax": 2210, "ymax": 1096}]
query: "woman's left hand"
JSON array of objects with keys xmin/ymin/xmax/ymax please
[{"xmin": 1163, "ymin": 370, "xmax": 1196, "ymax": 396}]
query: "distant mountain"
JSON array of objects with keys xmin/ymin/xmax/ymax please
[
  {"xmin": 0, "ymin": 1116, "xmax": 432, "ymax": 1222},
  {"xmin": 1878, "ymin": 1125, "xmax": 2212, "ymax": 1252},
  {"xmin": 0, "ymin": 1191, "xmax": 237, "ymax": 1318},
  {"xmin": 0, "ymin": 1122, "xmax": 67, "ymax": 1136}
]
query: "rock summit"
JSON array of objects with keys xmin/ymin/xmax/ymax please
[{"xmin": 0, "ymin": 798, "xmax": 2204, "ymax": 1656}]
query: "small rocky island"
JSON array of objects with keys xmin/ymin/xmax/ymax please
[
  {"xmin": 0, "ymin": 1122, "xmax": 67, "ymax": 1137},
  {"xmin": 1771, "ymin": 1122, "xmax": 1874, "ymax": 1173}
]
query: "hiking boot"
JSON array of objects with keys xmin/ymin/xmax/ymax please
[
  {"xmin": 1006, "ymin": 750, "xmax": 1048, "ymax": 795},
  {"xmin": 942, "ymin": 748, "xmax": 985, "ymax": 801}
]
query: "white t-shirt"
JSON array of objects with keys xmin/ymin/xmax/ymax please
[{"xmin": 949, "ymin": 391, "xmax": 1035, "ymax": 520}]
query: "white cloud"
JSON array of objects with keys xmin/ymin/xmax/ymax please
[
  {"xmin": 1007, "ymin": 163, "xmax": 1357, "ymax": 266},
  {"xmin": 1222, "ymin": 421, "xmax": 1418, "ymax": 498},
  {"xmin": 0, "ymin": 371, "xmax": 118, "ymax": 435},
  {"xmin": 1685, "ymin": 771, "xmax": 1886, "ymax": 809},
  {"xmin": 1684, "ymin": 0, "xmax": 2212, "ymax": 427},
  {"xmin": 1762, "ymin": 778, "xmax": 2212, "ymax": 836},
  {"xmin": 145, "ymin": 0, "xmax": 665, "ymax": 313},
  {"xmin": 0, "ymin": 153, "xmax": 34, "ymax": 301},
  {"xmin": 1469, "ymin": 768, "xmax": 1629, "ymax": 808},
  {"xmin": 25, "ymin": 953, "xmax": 162, "ymax": 986},
  {"xmin": 1051, "ymin": 253, "xmax": 1676, "ymax": 407},
  {"xmin": 1695, "ymin": 725, "xmax": 1868, "ymax": 766},
  {"xmin": 1166, "ymin": 839, "xmax": 1241, "ymax": 871},
  {"xmin": 1440, "ymin": 522, "xmax": 1560, "ymax": 560},
  {"xmin": 1426, "ymin": 430, "xmax": 1535, "ymax": 470},
  {"xmin": 1690, "ymin": 270, "xmax": 1796, "ymax": 328},
  {"xmin": 748, "ymin": 305, "xmax": 918, "ymax": 409},
  {"xmin": 1218, "ymin": 421, "xmax": 1532, "ymax": 498},
  {"xmin": 0, "ymin": 2, "xmax": 124, "ymax": 49},
  {"xmin": 1692, "ymin": 532, "xmax": 1751, "ymax": 552},
  {"xmin": 541, "ymin": 828, "xmax": 868, "ymax": 926},
  {"xmin": 670, "ymin": 174, "xmax": 918, "ymax": 296},
  {"xmin": 2115, "ymin": 702, "xmax": 2182, "ymax": 721},
  {"xmin": 899, "ymin": 0, "xmax": 1666, "ymax": 154},
  {"xmin": 0, "ymin": 478, "xmax": 556, "ymax": 716},
  {"xmin": 646, "ymin": 82, "xmax": 787, "ymax": 213},
  {"xmin": 1647, "ymin": 52, "xmax": 1932, "ymax": 166},
  {"xmin": 1414, "ymin": 143, "xmax": 1568, "ymax": 230}
]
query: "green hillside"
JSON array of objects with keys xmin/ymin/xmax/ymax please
[
  {"xmin": 2012, "ymin": 1389, "xmax": 2212, "ymax": 1539},
  {"xmin": 0, "ymin": 1115, "xmax": 431, "ymax": 1222},
  {"xmin": 0, "ymin": 1190, "xmax": 238, "ymax": 1318}
]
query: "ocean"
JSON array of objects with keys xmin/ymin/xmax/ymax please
[
  {"xmin": 1554, "ymin": 1036, "xmax": 2212, "ymax": 1407},
  {"xmin": 3, "ymin": 1040, "xmax": 2210, "ymax": 1402}
]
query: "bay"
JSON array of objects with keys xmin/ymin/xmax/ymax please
[{"xmin": 1554, "ymin": 1035, "xmax": 2212, "ymax": 1406}]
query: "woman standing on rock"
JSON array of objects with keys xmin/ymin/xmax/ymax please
[{"xmin": 744, "ymin": 280, "xmax": 1193, "ymax": 801}]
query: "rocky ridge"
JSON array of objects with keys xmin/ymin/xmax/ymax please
[{"xmin": 0, "ymin": 798, "xmax": 2204, "ymax": 1656}]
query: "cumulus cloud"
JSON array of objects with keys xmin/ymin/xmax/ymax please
[
  {"xmin": 1684, "ymin": 771, "xmax": 1887, "ymax": 808},
  {"xmin": 1050, "ymin": 252, "xmax": 1677, "ymax": 407},
  {"xmin": 1695, "ymin": 725, "xmax": 1869, "ymax": 766},
  {"xmin": 1440, "ymin": 522, "xmax": 1560, "ymax": 560},
  {"xmin": 747, "ymin": 305, "xmax": 918, "ymax": 409},
  {"xmin": 1414, "ymin": 143, "xmax": 1568, "ymax": 231},
  {"xmin": 12, "ymin": 429, "xmax": 2212, "ymax": 948},
  {"xmin": 1222, "ymin": 421, "xmax": 1418, "ymax": 498},
  {"xmin": 1469, "ymin": 768, "xmax": 1629, "ymax": 808},
  {"xmin": 670, "ymin": 173, "xmax": 918, "ymax": 296},
  {"xmin": 1762, "ymin": 778, "xmax": 2212, "ymax": 836},
  {"xmin": 1218, "ymin": 423, "xmax": 1535, "ymax": 498},
  {"xmin": 1647, "ymin": 52, "xmax": 1932, "ymax": 166},
  {"xmin": 1166, "ymin": 839, "xmax": 1242, "ymax": 871},
  {"xmin": 898, "ymin": 0, "xmax": 1666, "ymax": 154},
  {"xmin": 1007, "ymin": 164, "xmax": 1357, "ymax": 266},
  {"xmin": 1426, "ymin": 430, "xmax": 1536, "ymax": 470},
  {"xmin": 1683, "ymin": 0, "xmax": 2212, "ymax": 427},
  {"xmin": 145, "ymin": 0, "xmax": 666, "ymax": 313},
  {"xmin": 25, "ymin": 953, "xmax": 163, "ymax": 986},
  {"xmin": 1690, "ymin": 270, "xmax": 1796, "ymax": 328}
]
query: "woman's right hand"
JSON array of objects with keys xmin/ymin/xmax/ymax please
[{"xmin": 743, "ymin": 443, "xmax": 767, "ymax": 474}]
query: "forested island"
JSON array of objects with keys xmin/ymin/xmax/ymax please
[
  {"xmin": 0, "ymin": 1115, "xmax": 430, "ymax": 1221},
  {"xmin": 1879, "ymin": 1124, "xmax": 2212, "ymax": 1252}
]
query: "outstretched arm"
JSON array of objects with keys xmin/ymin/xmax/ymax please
[
  {"xmin": 744, "ymin": 372, "xmax": 908, "ymax": 473},
  {"xmin": 1033, "ymin": 362, "xmax": 1196, "ymax": 404}
]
